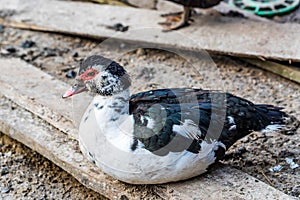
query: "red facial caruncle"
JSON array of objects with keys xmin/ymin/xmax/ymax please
[
  {"xmin": 62, "ymin": 68, "xmax": 99, "ymax": 98},
  {"xmin": 79, "ymin": 68, "xmax": 99, "ymax": 81}
]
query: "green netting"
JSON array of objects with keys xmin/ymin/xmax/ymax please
[{"xmin": 228, "ymin": 0, "xmax": 300, "ymax": 16}]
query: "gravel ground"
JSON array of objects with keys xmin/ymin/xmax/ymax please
[
  {"xmin": 0, "ymin": 26, "xmax": 299, "ymax": 199},
  {"xmin": 0, "ymin": 132, "xmax": 106, "ymax": 200}
]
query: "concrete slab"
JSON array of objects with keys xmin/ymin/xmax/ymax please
[{"xmin": 0, "ymin": 0, "xmax": 300, "ymax": 62}]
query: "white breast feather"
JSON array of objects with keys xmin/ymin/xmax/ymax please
[{"xmin": 78, "ymin": 94, "xmax": 227, "ymax": 184}]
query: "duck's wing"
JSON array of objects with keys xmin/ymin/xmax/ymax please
[
  {"xmin": 129, "ymin": 88, "xmax": 289, "ymax": 157},
  {"xmin": 129, "ymin": 88, "xmax": 229, "ymax": 156}
]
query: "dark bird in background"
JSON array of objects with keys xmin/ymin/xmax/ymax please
[{"xmin": 161, "ymin": 0, "xmax": 223, "ymax": 31}]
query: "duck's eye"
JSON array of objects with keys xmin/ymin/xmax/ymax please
[
  {"xmin": 87, "ymin": 72, "xmax": 95, "ymax": 77},
  {"xmin": 80, "ymin": 69, "xmax": 99, "ymax": 81}
]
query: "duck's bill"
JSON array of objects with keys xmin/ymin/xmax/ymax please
[{"xmin": 62, "ymin": 84, "xmax": 87, "ymax": 98}]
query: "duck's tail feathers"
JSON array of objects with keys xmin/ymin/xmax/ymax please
[{"xmin": 255, "ymin": 104, "xmax": 299, "ymax": 135}]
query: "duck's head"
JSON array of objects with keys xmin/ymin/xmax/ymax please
[{"xmin": 62, "ymin": 55, "xmax": 131, "ymax": 98}]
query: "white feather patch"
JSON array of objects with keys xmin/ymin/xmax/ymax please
[
  {"xmin": 227, "ymin": 116, "xmax": 237, "ymax": 131},
  {"xmin": 140, "ymin": 116, "xmax": 155, "ymax": 129},
  {"xmin": 172, "ymin": 119, "xmax": 202, "ymax": 140},
  {"xmin": 228, "ymin": 116, "xmax": 235, "ymax": 124},
  {"xmin": 145, "ymin": 116, "xmax": 155, "ymax": 129},
  {"xmin": 261, "ymin": 124, "xmax": 283, "ymax": 133}
]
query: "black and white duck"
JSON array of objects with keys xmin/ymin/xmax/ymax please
[{"xmin": 62, "ymin": 55, "xmax": 299, "ymax": 184}]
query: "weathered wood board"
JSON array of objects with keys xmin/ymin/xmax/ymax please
[
  {"xmin": 0, "ymin": 0, "xmax": 300, "ymax": 62},
  {"xmin": 243, "ymin": 58, "xmax": 300, "ymax": 84},
  {"xmin": 0, "ymin": 57, "xmax": 296, "ymax": 199}
]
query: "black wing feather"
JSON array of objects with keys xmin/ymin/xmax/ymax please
[{"xmin": 129, "ymin": 88, "xmax": 288, "ymax": 157}]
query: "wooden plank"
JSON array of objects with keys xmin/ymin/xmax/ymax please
[
  {"xmin": 0, "ymin": 57, "xmax": 295, "ymax": 199},
  {"xmin": 243, "ymin": 58, "xmax": 300, "ymax": 84},
  {"xmin": 0, "ymin": 0, "xmax": 300, "ymax": 62},
  {"xmin": 73, "ymin": 0, "xmax": 130, "ymax": 7},
  {"xmin": 156, "ymin": 1, "xmax": 271, "ymax": 22},
  {"xmin": 0, "ymin": 96, "xmax": 140, "ymax": 200},
  {"xmin": 0, "ymin": 58, "xmax": 91, "ymax": 140}
]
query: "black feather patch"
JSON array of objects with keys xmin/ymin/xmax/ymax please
[
  {"xmin": 129, "ymin": 88, "xmax": 291, "ymax": 156},
  {"xmin": 166, "ymin": 0, "xmax": 222, "ymax": 8},
  {"xmin": 79, "ymin": 55, "xmax": 113, "ymax": 75}
]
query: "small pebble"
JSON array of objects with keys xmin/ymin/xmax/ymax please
[
  {"xmin": 120, "ymin": 195, "xmax": 129, "ymax": 200},
  {"xmin": 1, "ymin": 186, "xmax": 11, "ymax": 194},
  {"xmin": 237, "ymin": 146, "xmax": 247, "ymax": 155},
  {"xmin": 0, "ymin": 25, "xmax": 4, "ymax": 33},
  {"xmin": 43, "ymin": 47, "xmax": 57, "ymax": 57},
  {"xmin": 66, "ymin": 70, "xmax": 76, "ymax": 79},
  {"xmin": 1, "ymin": 166, "xmax": 9, "ymax": 176},
  {"xmin": 112, "ymin": 23, "xmax": 129, "ymax": 32},
  {"xmin": 21, "ymin": 40, "xmax": 36, "ymax": 48},
  {"xmin": 135, "ymin": 48, "xmax": 146, "ymax": 57},
  {"xmin": 285, "ymin": 157, "xmax": 299, "ymax": 169},
  {"xmin": 269, "ymin": 165, "xmax": 283, "ymax": 172},
  {"xmin": 120, "ymin": 43, "xmax": 126, "ymax": 48},
  {"xmin": 5, "ymin": 45, "xmax": 17, "ymax": 53},
  {"xmin": 72, "ymin": 52, "xmax": 79, "ymax": 58},
  {"xmin": 4, "ymin": 151, "xmax": 12, "ymax": 158}
]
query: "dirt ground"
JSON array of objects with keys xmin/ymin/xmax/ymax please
[{"xmin": 0, "ymin": 25, "xmax": 299, "ymax": 199}]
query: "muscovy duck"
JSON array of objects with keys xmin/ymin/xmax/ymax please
[
  {"xmin": 62, "ymin": 55, "xmax": 299, "ymax": 184},
  {"xmin": 161, "ymin": 0, "xmax": 223, "ymax": 31}
]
